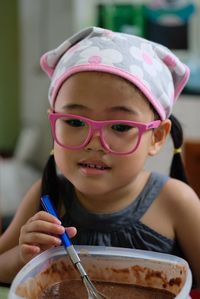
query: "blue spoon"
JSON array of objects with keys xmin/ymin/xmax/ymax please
[{"xmin": 41, "ymin": 195, "xmax": 107, "ymax": 299}]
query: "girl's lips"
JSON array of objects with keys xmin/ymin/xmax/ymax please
[
  {"xmin": 78, "ymin": 161, "xmax": 111, "ymax": 170},
  {"xmin": 78, "ymin": 161, "xmax": 111, "ymax": 175}
]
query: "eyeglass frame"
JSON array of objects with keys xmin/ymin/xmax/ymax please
[{"xmin": 48, "ymin": 112, "xmax": 161, "ymax": 155}]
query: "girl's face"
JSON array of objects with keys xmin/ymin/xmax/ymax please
[{"xmin": 53, "ymin": 72, "xmax": 160, "ymax": 209}]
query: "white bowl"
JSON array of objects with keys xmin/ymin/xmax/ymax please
[{"xmin": 9, "ymin": 246, "xmax": 192, "ymax": 299}]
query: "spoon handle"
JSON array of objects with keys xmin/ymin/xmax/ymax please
[{"xmin": 41, "ymin": 194, "xmax": 72, "ymax": 247}]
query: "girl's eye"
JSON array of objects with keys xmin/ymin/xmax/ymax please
[
  {"xmin": 111, "ymin": 124, "xmax": 133, "ymax": 132},
  {"xmin": 64, "ymin": 119, "xmax": 85, "ymax": 127}
]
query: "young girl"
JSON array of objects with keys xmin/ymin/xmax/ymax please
[{"xmin": 0, "ymin": 27, "xmax": 200, "ymax": 286}]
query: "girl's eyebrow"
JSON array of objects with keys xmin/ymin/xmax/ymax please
[
  {"xmin": 61, "ymin": 104, "xmax": 88, "ymax": 110},
  {"xmin": 108, "ymin": 106, "xmax": 138, "ymax": 115},
  {"xmin": 62, "ymin": 104, "xmax": 138, "ymax": 115}
]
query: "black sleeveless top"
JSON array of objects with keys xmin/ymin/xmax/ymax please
[{"xmin": 59, "ymin": 172, "xmax": 184, "ymax": 258}]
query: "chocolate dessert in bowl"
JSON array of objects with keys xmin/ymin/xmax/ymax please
[{"xmin": 8, "ymin": 246, "xmax": 192, "ymax": 299}]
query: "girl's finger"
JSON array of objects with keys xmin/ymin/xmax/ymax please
[
  {"xmin": 23, "ymin": 219, "xmax": 65, "ymax": 235},
  {"xmin": 20, "ymin": 244, "xmax": 41, "ymax": 263},
  {"xmin": 65, "ymin": 227, "xmax": 77, "ymax": 238},
  {"xmin": 20, "ymin": 232, "xmax": 62, "ymax": 247},
  {"xmin": 29, "ymin": 211, "xmax": 61, "ymax": 225},
  {"xmin": 21, "ymin": 244, "xmax": 40, "ymax": 255}
]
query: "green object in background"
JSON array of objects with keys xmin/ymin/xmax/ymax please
[
  {"xmin": 0, "ymin": 286, "xmax": 9, "ymax": 299},
  {"xmin": 97, "ymin": 4, "xmax": 146, "ymax": 37},
  {"xmin": 0, "ymin": 1, "xmax": 20, "ymax": 155}
]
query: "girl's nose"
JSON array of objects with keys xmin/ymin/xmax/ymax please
[{"xmin": 84, "ymin": 130, "xmax": 105, "ymax": 152}]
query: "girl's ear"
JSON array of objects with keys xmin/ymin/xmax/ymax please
[
  {"xmin": 47, "ymin": 108, "xmax": 53, "ymax": 114},
  {"xmin": 148, "ymin": 119, "xmax": 171, "ymax": 156}
]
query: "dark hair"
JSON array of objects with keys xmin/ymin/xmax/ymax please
[
  {"xmin": 41, "ymin": 154, "xmax": 60, "ymax": 210},
  {"xmin": 169, "ymin": 114, "xmax": 188, "ymax": 184}
]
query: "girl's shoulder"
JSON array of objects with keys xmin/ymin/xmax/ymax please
[
  {"xmin": 18, "ymin": 179, "xmax": 42, "ymax": 210},
  {"xmin": 160, "ymin": 176, "xmax": 200, "ymax": 220},
  {"xmin": 163, "ymin": 177, "xmax": 199, "ymax": 204},
  {"xmin": 8, "ymin": 178, "xmax": 43, "ymax": 227},
  {"xmin": 150, "ymin": 174, "xmax": 200, "ymax": 225},
  {"xmin": 162, "ymin": 179, "xmax": 200, "ymax": 285}
]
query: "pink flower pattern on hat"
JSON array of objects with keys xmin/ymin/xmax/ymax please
[
  {"xmin": 155, "ymin": 45, "xmax": 186, "ymax": 76},
  {"xmin": 52, "ymin": 40, "xmax": 93, "ymax": 83},
  {"xmin": 129, "ymin": 65, "xmax": 151, "ymax": 91},
  {"xmin": 163, "ymin": 54, "xmax": 186, "ymax": 77},
  {"xmin": 129, "ymin": 43, "xmax": 163, "ymax": 77},
  {"xmin": 75, "ymin": 46, "xmax": 123, "ymax": 66}
]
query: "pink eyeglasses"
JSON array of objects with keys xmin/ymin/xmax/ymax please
[{"xmin": 49, "ymin": 112, "xmax": 161, "ymax": 155}]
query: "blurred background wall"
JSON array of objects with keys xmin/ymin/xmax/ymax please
[{"xmin": 0, "ymin": 1, "xmax": 20, "ymax": 155}]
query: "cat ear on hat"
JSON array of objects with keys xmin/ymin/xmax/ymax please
[
  {"xmin": 154, "ymin": 44, "xmax": 190, "ymax": 103},
  {"xmin": 40, "ymin": 40, "xmax": 72, "ymax": 78},
  {"xmin": 40, "ymin": 27, "xmax": 96, "ymax": 78}
]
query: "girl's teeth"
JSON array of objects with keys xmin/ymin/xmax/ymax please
[
  {"xmin": 82, "ymin": 163, "xmax": 106, "ymax": 170},
  {"xmin": 89, "ymin": 164, "xmax": 95, "ymax": 168}
]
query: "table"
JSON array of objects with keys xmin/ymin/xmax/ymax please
[{"xmin": 190, "ymin": 289, "xmax": 200, "ymax": 298}]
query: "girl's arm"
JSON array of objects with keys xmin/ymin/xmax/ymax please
[
  {"xmin": 0, "ymin": 180, "xmax": 42, "ymax": 283},
  {"xmin": 0, "ymin": 180, "xmax": 76, "ymax": 283},
  {"xmin": 0, "ymin": 246, "xmax": 24, "ymax": 283},
  {"xmin": 168, "ymin": 179, "xmax": 200, "ymax": 287},
  {"xmin": 0, "ymin": 181, "xmax": 42, "ymax": 252}
]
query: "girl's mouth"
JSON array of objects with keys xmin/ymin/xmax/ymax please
[{"xmin": 78, "ymin": 162, "xmax": 111, "ymax": 175}]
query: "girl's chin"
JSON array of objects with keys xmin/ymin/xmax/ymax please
[{"xmin": 74, "ymin": 181, "xmax": 113, "ymax": 196}]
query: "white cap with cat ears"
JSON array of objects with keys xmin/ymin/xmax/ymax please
[{"xmin": 40, "ymin": 26, "xmax": 190, "ymax": 120}]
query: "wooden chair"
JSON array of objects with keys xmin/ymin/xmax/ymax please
[{"xmin": 184, "ymin": 140, "xmax": 200, "ymax": 198}]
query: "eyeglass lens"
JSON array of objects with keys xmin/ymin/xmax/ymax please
[{"xmin": 54, "ymin": 116, "xmax": 140, "ymax": 153}]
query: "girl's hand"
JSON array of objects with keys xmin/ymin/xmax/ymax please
[{"xmin": 19, "ymin": 211, "xmax": 77, "ymax": 264}]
